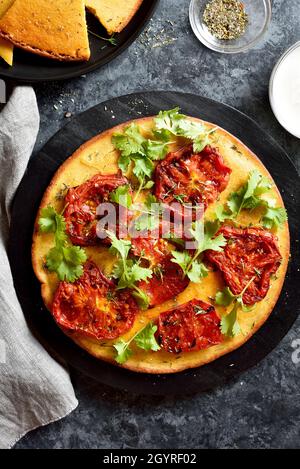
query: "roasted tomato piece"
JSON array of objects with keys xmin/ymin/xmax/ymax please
[
  {"xmin": 131, "ymin": 237, "xmax": 189, "ymax": 307},
  {"xmin": 205, "ymin": 226, "xmax": 282, "ymax": 305},
  {"xmin": 156, "ymin": 299, "xmax": 222, "ymax": 354},
  {"xmin": 155, "ymin": 145, "xmax": 231, "ymax": 210},
  {"xmin": 64, "ymin": 173, "xmax": 129, "ymax": 246},
  {"xmin": 52, "ymin": 261, "xmax": 138, "ymax": 340}
]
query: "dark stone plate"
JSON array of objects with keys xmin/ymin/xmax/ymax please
[
  {"xmin": 8, "ymin": 91, "xmax": 300, "ymax": 395},
  {"xmin": 0, "ymin": 2, "xmax": 159, "ymax": 83}
]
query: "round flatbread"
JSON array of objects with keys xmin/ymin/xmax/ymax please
[{"xmin": 32, "ymin": 115, "xmax": 290, "ymax": 373}]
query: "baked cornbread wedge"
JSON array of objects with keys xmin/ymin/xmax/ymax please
[
  {"xmin": 0, "ymin": 0, "xmax": 90, "ymax": 61},
  {"xmin": 86, "ymin": 0, "xmax": 143, "ymax": 35},
  {"xmin": 0, "ymin": 0, "xmax": 14, "ymax": 65}
]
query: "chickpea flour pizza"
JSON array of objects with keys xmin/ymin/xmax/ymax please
[{"xmin": 32, "ymin": 108, "xmax": 289, "ymax": 374}]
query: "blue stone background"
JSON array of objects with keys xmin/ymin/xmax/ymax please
[{"xmin": 15, "ymin": 0, "xmax": 300, "ymax": 449}]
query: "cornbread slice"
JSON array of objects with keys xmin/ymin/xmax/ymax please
[
  {"xmin": 0, "ymin": 0, "xmax": 90, "ymax": 61},
  {"xmin": 0, "ymin": 37, "xmax": 13, "ymax": 64},
  {"xmin": 86, "ymin": 0, "xmax": 143, "ymax": 35},
  {"xmin": 0, "ymin": 0, "xmax": 15, "ymax": 65}
]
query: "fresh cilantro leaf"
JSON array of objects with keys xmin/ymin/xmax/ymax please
[
  {"xmin": 112, "ymin": 122, "xmax": 167, "ymax": 187},
  {"xmin": 190, "ymin": 220, "xmax": 226, "ymax": 253},
  {"xmin": 215, "ymin": 287, "xmax": 236, "ymax": 307},
  {"xmin": 135, "ymin": 213, "xmax": 160, "ymax": 232},
  {"xmin": 202, "ymin": 221, "xmax": 226, "ymax": 252},
  {"xmin": 112, "ymin": 259, "xmax": 152, "ymax": 290},
  {"xmin": 215, "ymin": 171, "xmax": 274, "ymax": 222},
  {"xmin": 132, "ymin": 287, "xmax": 150, "ymax": 310},
  {"xmin": 110, "ymin": 185, "xmax": 132, "ymax": 208},
  {"xmin": 215, "ymin": 204, "xmax": 231, "ymax": 223},
  {"xmin": 171, "ymin": 250, "xmax": 192, "ymax": 272},
  {"xmin": 193, "ymin": 135, "xmax": 209, "ymax": 153},
  {"xmin": 187, "ymin": 262, "xmax": 208, "ymax": 283},
  {"xmin": 153, "ymin": 128, "xmax": 173, "ymax": 142},
  {"xmin": 215, "ymin": 171, "xmax": 286, "ymax": 230},
  {"xmin": 220, "ymin": 303, "xmax": 241, "ymax": 338},
  {"xmin": 118, "ymin": 153, "xmax": 131, "ymax": 173},
  {"xmin": 155, "ymin": 108, "xmax": 207, "ymax": 140},
  {"xmin": 176, "ymin": 119, "xmax": 208, "ymax": 140},
  {"xmin": 144, "ymin": 140, "xmax": 168, "ymax": 160},
  {"xmin": 113, "ymin": 322, "xmax": 160, "ymax": 364},
  {"xmin": 145, "ymin": 193, "xmax": 158, "ymax": 207},
  {"xmin": 46, "ymin": 243, "xmax": 87, "ymax": 282},
  {"xmin": 132, "ymin": 155, "xmax": 154, "ymax": 181},
  {"xmin": 262, "ymin": 204, "xmax": 287, "ymax": 230},
  {"xmin": 143, "ymin": 180, "xmax": 155, "ymax": 190},
  {"xmin": 154, "ymin": 108, "xmax": 215, "ymax": 152},
  {"xmin": 216, "ymin": 277, "xmax": 256, "ymax": 337},
  {"xmin": 112, "ymin": 123, "xmax": 146, "ymax": 158},
  {"xmin": 236, "ymin": 296, "xmax": 255, "ymax": 312},
  {"xmin": 63, "ymin": 245, "xmax": 87, "ymax": 265},
  {"xmin": 164, "ymin": 233, "xmax": 185, "ymax": 247},
  {"xmin": 154, "ymin": 107, "xmax": 185, "ymax": 135},
  {"xmin": 108, "ymin": 231, "xmax": 131, "ymax": 260},
  {"xmin": 113, "ymin": 340, "xmax": 133, "ymax": 364},
  {"xmin": 171, "ymin": 220, "xmax": 225, "ymax": 283},
  {"xmin": 130, "ymin": 264, "xmax": 153, "ymax": 283},
  {"xmin": 112, "ymin": 124, "xmax": 154, "ymax": 185},
  {"xmin": 38, "ymin": 206, "xmax": 58, "ymax": 233},
  {"xmin": 39, "ymin": 206, "xmax": 87, "ymax": 282},
  {"xmin": 134, "ymin": 194, "xmax": 161, "ymax": 232},
  {"xmin": 106, "ymin": 232, "xmax": 152, "ymax": 309},
  {"xmin": 134, "ymin": 322, "xmax": 160, "ymax": 351}
]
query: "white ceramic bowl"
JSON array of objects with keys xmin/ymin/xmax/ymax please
[{"xmin": 269, "ymin": 41, "xmax": 300, "ymax": 139}]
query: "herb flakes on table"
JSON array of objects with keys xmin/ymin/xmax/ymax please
[{"xmin": 203, "ymin": 0, "xmax": 248, "ymax": 41}]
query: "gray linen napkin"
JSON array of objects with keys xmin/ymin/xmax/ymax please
[{"xmin": 0, "ymin": 87, "xmax": 78, "ymax": 449}]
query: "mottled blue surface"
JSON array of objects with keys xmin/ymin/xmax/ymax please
[{"xmin": 15, "ymin": 0, "xmax": 300, "ymax": 449}]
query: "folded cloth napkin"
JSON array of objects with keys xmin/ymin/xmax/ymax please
[{"xmin": 0, "ymin": 87, "xmax": 78, "ymax": 449}]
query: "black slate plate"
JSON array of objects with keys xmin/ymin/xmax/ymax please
[
  {"xmin": 0, "ymin": 2, "xmax": 158, "ymax": 83},
  {"xmin": 8, "ymin": 91, "xmax": 300, "ymax": 395}
]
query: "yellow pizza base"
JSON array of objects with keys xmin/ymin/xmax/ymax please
[
  {"xmin": 32, "ymin": 116, "xmax": 290, "ymax": 374},
  {"xmin": 0, "ymin": 0, "xmax": 90, "ymax": 61},
  {"xmin": 86, "ymin": 0, "xmax": 143, "ymax": 35}
]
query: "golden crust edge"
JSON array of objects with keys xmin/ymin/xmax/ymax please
[
  {"xmin": 86, "ymin": 0, "xmax": 144, "ymax": 34},
  {"xmin": 0, "ymin": 30, "xmax": 90, "ymax": 61},
  {"xmin": 31, "ymin": 115, "xmax": 290, "ymax": 374}
]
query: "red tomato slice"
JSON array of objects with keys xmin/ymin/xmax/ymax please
[
  {"xmin": 205, "ymin": 226, "xmax": 282, "ymax": 305},
  {"xmin": 156, "ymin": 299, "xmax": 222, "ymax": 353},
  {"xmin": 52, "ymin": 261, "xmax": 138, "ymax": 340},
  {"xmin": 64, "ymin": 173, "xmax": 129, "ymax": 246},
  {"xmin": 131, "ymin": 237, "xmax": 189, "ymax": 307},
  {"xmin": 155, "ymin": 145, "xmax": 231, "ymax": 210}
]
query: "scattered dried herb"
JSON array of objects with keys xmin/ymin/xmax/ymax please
[{"xmin": 203, "ymin": 0, "xmax": 248, "ymax": 40}]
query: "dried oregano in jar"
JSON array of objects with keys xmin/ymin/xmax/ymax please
[{"xmin": 203, "ymin": 0, "xmax": 248, "ymax": 40}]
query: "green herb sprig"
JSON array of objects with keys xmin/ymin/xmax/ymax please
[
  {"xmin": 154, "ymin": 107, "xmax": 217, "ymax": 153},
  {"xmin": 38, "ymin": 206, "xmax": 87, "ymax": 282},
  {"xmin": 114, "ymin": 322, "xmax": 160, "ymax": 364},
  {"xmin": 215, "ymin": 170, "xmax": 287, "ymax": 229},
  {"xmin": 112, "ymin": 109, "xmax": 217, "ymax": 198},
  {"xmin": 216, "ymin": 277, "xmax": 256, "ymax": 338},
  {"xmin": 112, "ymin": 123, "xmax": 170, "ymax": 198},
  {"xmin": 88, "ymin": 30, "xmax": 117, "ymax": 46},
  {"xmin": 171, "ymin": 220, "xmax": 226, "ymax": 283},
  {"xmin": 110, "ymin": 184, "xmax": 133, "ymax": 208},
  {"xmin": 107, "ymin": 231, "xmax": 153, "ymax": 309}
]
